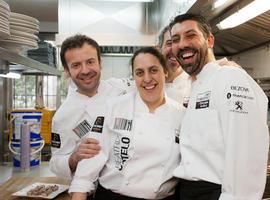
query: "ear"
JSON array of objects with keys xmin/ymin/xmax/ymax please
[
  {"xmin": 207, "ymin": 33, "xmax": 215, "ymax": 48},
  {"xmin": 64, "ymin": 68, "xmax": 71, "ymax": 78}
]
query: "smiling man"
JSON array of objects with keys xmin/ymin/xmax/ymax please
[
  {"xmin": 170, "ymin": 14, "xmax": 269, "ymax": 200},
  {"xmin": 50, "ymin": 35, "xmax": 134, "ymax": 179}
]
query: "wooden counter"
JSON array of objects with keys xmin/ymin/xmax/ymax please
[{"xmin": 0, "ymin": 177, "xmax": 70, "ymax": 200}]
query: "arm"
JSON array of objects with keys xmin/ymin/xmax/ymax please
[
  {"xmin": 71, "ymin": 192, "xmax": 87, "ymax": 200},
  {"xmin": 216, "ymin": 68, "xmax": 269, "ymax": 200},
  {"xmin": 50, "ymin": 128, "xmax": 101, "ymax": 178},
  {"xmin": 69, "ymin": 138, "xmax": 101, "ymax": 172}
]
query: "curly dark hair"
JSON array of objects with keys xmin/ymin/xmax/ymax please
[{"xmin": 60, "ymin": 34, "xmax": 101, "ymax": 70}]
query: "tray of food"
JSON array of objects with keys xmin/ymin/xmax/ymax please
[{"xmin": 12, "ymin": 182, "xmax": 69, "ymax": 199}]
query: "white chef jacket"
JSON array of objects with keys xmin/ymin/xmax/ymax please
[
  {"xmin": 49, "ymin": 80, "xmax": 130, "ymax": 179},
  {"xmin": 165, "ymin": 71, "xmax": 191, "ymax": 105},
  {"xmin": 173, "ymin": 61, "xmax": 269, "ymax": 200},
  {"xmin": 69, "ymin": 91, "xmax": 185, "ymax": 199}
]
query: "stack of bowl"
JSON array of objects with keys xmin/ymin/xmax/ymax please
[
  {"xmin": 0, "ymin": 12, "xmax": 39, "ymax": 54},
  {"xmin": 0, "ymin": 0, "xmax": 10, "ymax": 40}
]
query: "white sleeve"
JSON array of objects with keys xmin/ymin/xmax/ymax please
[
  {"xmin": 68, "ymin": 110, "xmax": 111, "ymax": 193},
  {"xmin": 216, "ymin": 68, "xmax": 269, "ymax": 200},
  {"xmin": 106, "ymin": 77, "xmax": 136, "ymax": 93},
  {"xmin": 49, "ymin": 122, "xmax": 77, "ymax": 179}
]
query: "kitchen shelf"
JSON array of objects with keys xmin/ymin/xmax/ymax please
[{"xmin": 0, "ymin": 47, "xmax": 61, "ymax": 76}]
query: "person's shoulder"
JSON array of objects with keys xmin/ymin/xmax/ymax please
[{"xmin": 106, "ymin": 91, "xmax": 135, "ymax": 106}]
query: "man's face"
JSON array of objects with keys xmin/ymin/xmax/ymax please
[
  {"xmin": 65, "ymin": 43, "xmax": 101, "ymax": 97},
  {"xmin": 171, "ymin": 20, "xmax": 214, "ymax": 77},
  {"xmin": 161, "ymin": 30, "xmax": 180, "ymax": 73}
]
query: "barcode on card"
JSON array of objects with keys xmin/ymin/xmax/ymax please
[
  {"xmin": 73, "ymin": 120, "xmax": 92, "ymax": 138},
  {"xmin": 113, "ymin": 118, "xmax": 132, "ymax": 131}
]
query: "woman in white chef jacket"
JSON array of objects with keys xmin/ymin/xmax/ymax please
[{"xmin": 69, "ymin": 47, "xmax": 185, "ymax": 200}]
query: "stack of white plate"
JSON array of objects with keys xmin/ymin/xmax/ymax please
[
  {"xmin": 0, "ymin": 12, "xmax": 39, "ymax": 54},
  {"xmin": 0, "ymin": 0, "xmax": 10, "ymax": 40}
]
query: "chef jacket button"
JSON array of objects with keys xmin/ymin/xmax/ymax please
[
  {"xmin": 126, "ymin": 181, "xmax": 130, "ymax": 185},
  {"xmin": 161, "ymin": 163, "xmax": 165, "ymax": 167},
  {"xmin": 154, "ymin": 188, "xmax": 158, "ymax": 193}
]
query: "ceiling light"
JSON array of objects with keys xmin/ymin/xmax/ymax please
[
  {"xmin": 217, "ymin": 0, "xmax": 270, "ymax": 30},
  {"xmin": 214, "ymin": 0, "xmax": 228, "ymax": 8},
  {"xmin": 0, "ymin": 72, "xmax": 21, "ymax": 79}
]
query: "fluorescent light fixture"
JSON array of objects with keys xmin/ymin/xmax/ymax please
[
  {"xmin": 214, "ymin": 0, "xmax": 228, "ymax": 8},
  {"xmin": 0, "ymin": 72, "xmax": 21, "ymax": 79},
  {"xmin": 217, "ymin": 0, "xmax": 270, "ymax": 29}
]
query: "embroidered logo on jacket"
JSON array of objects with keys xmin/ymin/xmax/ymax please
[
  {"xmin": 113, "ymin": 134, "xmax": 131, "ymax": 171},
  {"xmin": 113, "ymin": 118, "xmax": 133, "ymax": 131},
  {"xmin": 195, "ymin": 91, "xmax": 211, "ymax": 109},
  {"xmin": 73, "ymin": 119, "xmax": 92, "ymax": 138},
  {"xmin": 51, "ymin": 132, "xmax": 61, "ymax": 148},
  {"xmin": 91, "ymin": 116, "xmax": 104, "ymax": 133}
]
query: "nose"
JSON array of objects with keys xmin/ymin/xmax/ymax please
[
  {"xmin": 143, "ymin": 71, "xmax": 152, "ymax": 83},
  {"xmin": 80, "ymin": 62, "xmax": 90, "ymax": 73}
]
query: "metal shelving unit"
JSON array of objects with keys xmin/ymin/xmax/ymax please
[{"xmin": 0, "ymin": 47, "xmax": 62, "ymax": 163}]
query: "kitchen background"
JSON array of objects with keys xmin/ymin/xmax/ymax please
[{"xmin": 0, "ymin": 0, "xmax": 270, "ymax": 197}]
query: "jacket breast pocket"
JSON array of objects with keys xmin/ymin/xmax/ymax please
[{"xmin": 185, "ymin": 108, "xmax": 224, "ymax": 151}]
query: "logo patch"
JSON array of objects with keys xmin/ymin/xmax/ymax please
[
  {"xmin": 113, "ymin": 118, "xmax": 132, "ymax": 131},
  {"xmin": 51, "ymin": 132, "xmax": 61, "ymax": 148},
  {"xmin": 230, "ymin": 85, "xmax": 249, "ymax": 92},
  {"xmin": 113, "ymin": 134, "xmax": 130, "ymax": 171},
  {"xmin": 73, "ymin": 119, "xmax": 92, "ymax": 138},
  {"xmin": 229, "ymin": 100, "xmax": 248, "ymax": 114},
  {"xmin": 91, "ymin": 116, "xmax": 104, "ymax": 133},
  {"xmin": 195, "ymin": 91, "xmax": 211, "ymax": 109}
]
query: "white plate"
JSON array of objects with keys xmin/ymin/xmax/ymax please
[
  {"xmin": 12, "ymin": 182, "xmax": 69, "ymax": 199},
  {"xmin": 0, "ymin": 0, "xmax": 10, "ymax": 11},
  {"xmin": 10, "ymin": 29, "xmax": 38, "ymax": 41},
  {"xmin": 10, "ymin": 17, "xmax": 39, "ymax": 26},
  {"xmin": 10, "ymin": 21, "xmax": 39, "ymax": 31},
  {"xmin": 10, "ymin": 25, "xmax": 39, "ymax": 34},
  {"xmin": 11, "ymin": 12, "xmax": 39, "ymax": 25}
]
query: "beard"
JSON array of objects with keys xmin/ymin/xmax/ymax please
[{"xmin": 176, "ymin": 42, "xmax": 208, "ymax": 76}]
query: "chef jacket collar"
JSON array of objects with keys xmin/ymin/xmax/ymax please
[
  {"xmin": 195, "ymin": 61, "xmax": 220, "ymax": 84},
  {"xmin": 134, "ymin": 91, "xmax": 170, "ymax": 115}
]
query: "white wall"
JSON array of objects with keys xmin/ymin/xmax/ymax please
[
  {"xmin": 230, "ymin": 45, "xmax": 270, "ymax": 79},
  {"xmin": 101, "ymin": 56, "xmax": 132, "ymax": 80}
]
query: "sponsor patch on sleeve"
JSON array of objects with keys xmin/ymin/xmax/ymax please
[
  {"xmin": 51, "ymin": 132, "xmax": 61, "ymax": 148},
  {"xmin": 91, "ymin": 116, "xmax": 105, "ymax": 133}
]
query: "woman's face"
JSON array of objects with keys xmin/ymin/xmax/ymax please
[{"xmin": 133, "ymin": 53, "xmax": 166, "ymax": 110}]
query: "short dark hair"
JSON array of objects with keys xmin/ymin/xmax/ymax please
[
  {"xmin": 157, "ymin": 25, "xmax": 170, "ymax": 49},
  {"xmin": 170, "ymin": 13, "xmax": 212, "ymax": 38},
  {"xmin": 60, "ymin": 34, "xmax": 101, "ymax": 70},
  {"xmin": 130, "ymin": 47, "xmax": 167, "ymax": 74}
]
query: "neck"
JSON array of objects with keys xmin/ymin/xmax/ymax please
[
  {"xmin": 77, "ymin": 82, "xmax": 100, "ymax": 97},
  {"xmin": 166, "ymin": 67, "xmax": 183, "ymax": 83},
  {"xmin": 145, "ymin": 96, "xmax": 166, "ymax": 113}
]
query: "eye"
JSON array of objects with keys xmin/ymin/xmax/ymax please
[
  {"xmin": 165, "ymin": 40, "xmax": 172, "ymax": 47},
  {"xmin": 135, "ymin": 70, "xmax": 144, "ymax": 77},
  {"xmin": 171, "ymin": 36, "xmax": 180, "ymax": 43},
  {"xmin": 150, "ymin": 67, "xmax": 159, "ymax": 74},
  {"xmin": 70, "ymin": 63, "xmax": 81, "ymax": 69},
  {"xmin": 87, "ymin": 59, "xmax": 95, "ymax": 65}
]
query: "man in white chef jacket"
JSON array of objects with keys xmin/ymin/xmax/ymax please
[
  {"xmin": 49, "ymin": 34, "xmax": 134, "ymax": 178},
  {"xmin": 158, "ymin": 25, "xmax": 191, "ymax": 106},
  {"xmin": 170, "ymin": 14, "xmax": 269, "ymax": 200}
]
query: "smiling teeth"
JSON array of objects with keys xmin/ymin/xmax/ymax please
[
  {"xmin": 182, "ymin": 52, "xmax": 194, "ymax": 58},
  {"xmin": 145, "ymin": 85, "xmax": 155, "ymax": 90}
]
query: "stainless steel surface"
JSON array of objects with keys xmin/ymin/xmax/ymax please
[
  {"xmin": 0, "ymin": 162, "xmax": 57, "ymax": 185},
  {"xmin": 0, "ymin": 47, "xmax": 61, "ymax": 76}
]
